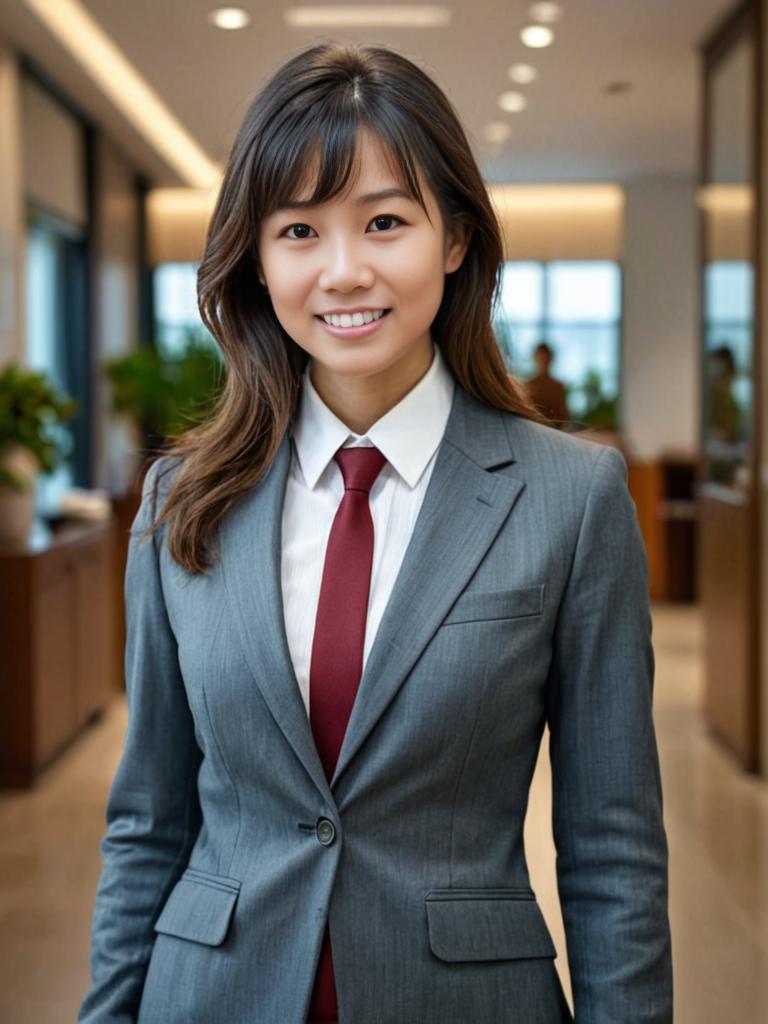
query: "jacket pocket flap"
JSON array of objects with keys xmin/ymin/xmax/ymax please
[
  {"xmin": 441, "ymin": 585, "xmax": 544, "ymax": 625},
  {"xmin": 424, "ymin": 889, "xmax": 557, "ymax": 962},
  {"xmin": 153, "ymin": 871, "xmax": 241, "ymax": 946}
]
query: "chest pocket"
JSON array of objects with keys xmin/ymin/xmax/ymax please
[{"xmin": 441, "ymin": 584, "xmax": 545, "ymax": 626}]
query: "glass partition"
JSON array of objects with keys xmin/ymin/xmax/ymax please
[
  {"xmin": 700, "ymin": 19, "xmax": 757, "ymax": 491},
  {"xmin": 494, "ymin": 259, "xmax": 621, "ymax": 428}
]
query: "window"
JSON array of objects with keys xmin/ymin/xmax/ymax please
[
  {"xmin": 25, "ymin": 208, "xmax": 88, "ymax": 513},
  {"xmin": 153, "ymin": 262, "xmax": 217, "ymax": 356},
  {"xmin": 494, "ymin": 260, "xmax": 622, "ymax": 426},
  {"xmin": 702, "ymin": 260, "xmax": 753, "ymax": 461},
  {"xmin": 21, "ymin": 67, "xmax": 91, "ymax": 510}
]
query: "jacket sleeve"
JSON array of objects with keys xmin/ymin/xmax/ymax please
[
  {"xmin": 545, "ymin": 445, "xmax": 673, "ymax": 1023},
  {"xmin": 77, "ymin": 457, "xmax": 203, "ymax": 1023}
]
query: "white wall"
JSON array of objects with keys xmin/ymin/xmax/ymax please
[{"xmin": 622, "ymin": 178, "xmax": 700, "ymax": 459}]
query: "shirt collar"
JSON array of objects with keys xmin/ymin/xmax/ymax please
[{"xmin": 290, "ymin": 341, "xmax": 456, "ymax": 490}]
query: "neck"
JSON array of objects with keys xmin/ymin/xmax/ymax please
[{"xmin": 309, "ymin": 338, "xmax": 434, "ymax": 435}]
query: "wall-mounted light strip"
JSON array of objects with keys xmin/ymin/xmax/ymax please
[
  {"xmin": 697, "ymin": 184, "xmax": 753, "ymax": 213},
  {"xmin": 23, "ymin": 0, "xmax": 221, "ymax": 189},
  {"xmin": 489, "ymin": 184, "xmax": 625, "ymax": 213},
  {"xmin": 284, "ymin": 5, "xmax": 452, "ymax": 28}
]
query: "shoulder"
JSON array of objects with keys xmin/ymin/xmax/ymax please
[
  {"xmin": 495, "ymin": 412, "xmax": 634, "ymax": 537},
  {"xmin": 500, "ymin": 412, "xmax": 627, "ymax": 484},
  {"xmin": 495, "ymin": 415, "xmax": 641, "ymax": 565},
  {"xmin": 135, "ymin": 454, "xmax": 185, "ymax": 528},
  {"xmin": 142, "ymin": 453, "xmax": 184, "ymax": 495}
]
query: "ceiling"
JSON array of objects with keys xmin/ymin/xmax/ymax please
[{"xmin": 0, "ymin": 0, "xmax": 736, "ymax": 187}]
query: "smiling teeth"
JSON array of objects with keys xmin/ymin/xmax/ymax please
[{"xmin": 322, "ymin": 309, "xmax": 387, "ymax": 327}]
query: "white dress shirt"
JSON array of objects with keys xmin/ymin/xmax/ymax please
[{"xmin": 281, "ymin": 341, "xmax": 456, "ymax": 718}]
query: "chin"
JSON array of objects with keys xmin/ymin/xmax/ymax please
[{"xmin": 317, "ymin": 343, "xmax": 407, "ymax": 378}]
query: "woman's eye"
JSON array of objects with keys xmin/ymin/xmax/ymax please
[
  {"xmin": 282, "ymin": 223, "xmax": 316, "ymax": 239},
  {"xmin": 368, "ymin": 214, "xmax": 403, "ymax": 232},
  {"xmin": 280, "ymin": 215, "xmax": 403, "ymax": 238}
]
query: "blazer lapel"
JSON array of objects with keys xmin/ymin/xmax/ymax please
[
  {"xmin": 219, "ymin": 433, "xmax": 334, "ymax": 802},
  {"xmin": 219, "ymin": 381, "xmax": 526, "ymax": 803}
]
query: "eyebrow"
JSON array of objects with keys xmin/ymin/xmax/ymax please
[{"xmin": 274, "ymin": 187, "xmax": 415, "ymax": 212}]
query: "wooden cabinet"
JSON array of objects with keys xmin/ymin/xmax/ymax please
[
  {"xmin": 0, "ymin": 518, "xmax": 117, "ymax": 786},
  {"xmin": 627, "ymin": 454, "xmax": 699, "ymax": 602}
]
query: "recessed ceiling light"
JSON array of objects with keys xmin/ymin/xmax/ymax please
[
  {"xmin": 208, "ymin": 7, "xmax": 250, "ymax": 30},
  {"xmin": 508, "ymin": 63, "xmax": 538, "ymax": 84},
  {"xmin": 284, "ymin": 5, "xmax": 452, "ymax": 27},
  {"xmin": 528, "ymin": 2, "xmax": 563, "ymax": 24},
  {"xmin": 498, "ymin": 91, "xmax": 527, "ymax": 113},
  {"xmin": 483, "ymin": 122, "xmax": 512, "ymax": 143},
  {"xmin": 520, "ymin": 25, "xmax": 554, "ymax": 48}
]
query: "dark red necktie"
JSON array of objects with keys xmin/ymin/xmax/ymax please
[{"xmin": 307, "ymin": 445, "xmax": 388, "ymax": 1022}]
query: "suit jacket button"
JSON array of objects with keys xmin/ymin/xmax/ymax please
[{"xmin": 316, "ymin": 818, "xmax": 336, "ymax": 846}]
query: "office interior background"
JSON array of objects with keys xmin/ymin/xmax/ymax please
[{"xmin": 0, "ymin": 0, "xmax": 767, "ymax": 1021}]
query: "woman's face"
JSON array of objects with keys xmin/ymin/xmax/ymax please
[{"xmin": 257, "ymin": 130, "xmax": 468, "ymax": 389}]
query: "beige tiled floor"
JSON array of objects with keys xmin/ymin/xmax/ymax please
[{"xmin": 1, "ymin": 602, "xmax": 766, "ymax": 1022}]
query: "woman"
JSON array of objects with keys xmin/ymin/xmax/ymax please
[{"xmin": 78, "ymin": 42, "xmax": 673, "ymax": 1023}]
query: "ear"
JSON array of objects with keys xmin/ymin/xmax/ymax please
[
  {"xmin": 254, "ymin": 251, "xmax": 267, "ymax": 289},
  {"xmin": 444, "ymin": 219, "xmax": 471, "ymax": 274}
]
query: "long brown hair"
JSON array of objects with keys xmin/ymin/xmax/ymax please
[{"xmin": 142, "ymin": 42, "xmax": 549, "ymax": 574}]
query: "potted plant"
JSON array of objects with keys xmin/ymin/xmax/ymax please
[
  {"xmin": 0, "ymin": 363, "xmax": 78, "ymax": 543},
  {"xmin": 104, "ymin": 329, "xmax": 225, "ymax": 465},
  {"xmin": 578, "ymin": 369, "xmax": 618, "ymax": 431}
]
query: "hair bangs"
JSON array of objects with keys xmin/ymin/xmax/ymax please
[{"xmin": 255, "ymin": 100, "xmax": 429, "ymax": 221}]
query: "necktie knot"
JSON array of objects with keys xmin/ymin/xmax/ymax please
[{"xmin": 334, "ymin": 445, "xmax": 388, "ymax": 494}]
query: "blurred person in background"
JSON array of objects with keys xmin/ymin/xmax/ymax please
[{"xmin": 525, "ymin": 341, "xmax": 570, "ymax": 430}]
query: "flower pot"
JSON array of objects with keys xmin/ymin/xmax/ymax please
[{"xmin": 0, "ymin": 445, "xmax": 39, "ymax": 544}]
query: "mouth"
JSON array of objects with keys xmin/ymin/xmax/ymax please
[
  {"xmin": 315, "ymin": 308, "xmax": 392, "ymax": 338},
  {"xmin": 316, "ymin": 308, "xmax": 391, "ymax": 328}
]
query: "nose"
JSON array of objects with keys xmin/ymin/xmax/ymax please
[{"xmin": 317, "ymin": 236, "xmax": 375, "ymax": 293}]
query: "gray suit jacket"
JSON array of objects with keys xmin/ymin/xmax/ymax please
[{"xmin": 78, "ymin": 380, "xmax": 672, "ymax": 1023}]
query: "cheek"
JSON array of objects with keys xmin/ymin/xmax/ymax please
[
  {"xmin": 388, "ymin": 240, "xmax": 447, "ymax": 305},
  {"xmin": 264, "ymin": 261, "xmax": 309, "ymax": 310}
]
